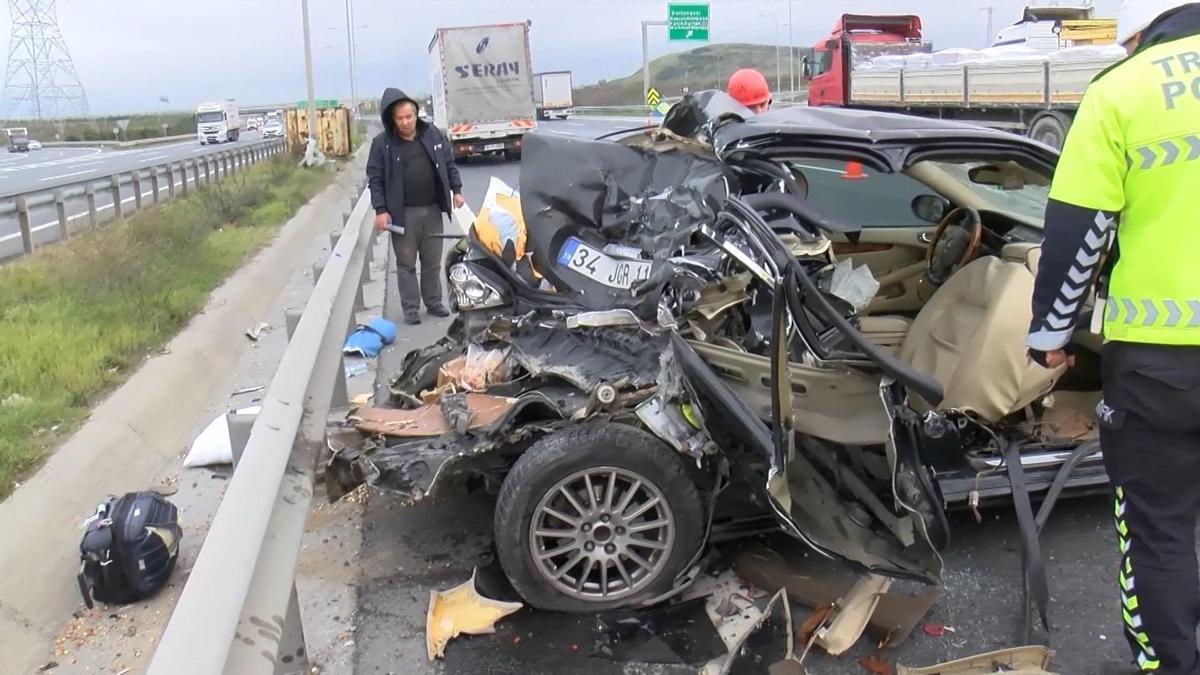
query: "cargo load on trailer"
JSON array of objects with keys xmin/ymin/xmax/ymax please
[
  {"xmin": 533, "ymin": 71, "xmax": 574, "ymax": 120},
  {"xmin": 805, "ymin": 7, "xmax": 1123, "ymax": 150},
  {"xmin": 428, "ymin": 22, "xmax": 537, "ymax": 160}
]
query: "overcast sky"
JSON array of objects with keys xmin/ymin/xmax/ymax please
[{"xmin": 1, "ymin": 0, "xmax": 1122, "ymax": 115}]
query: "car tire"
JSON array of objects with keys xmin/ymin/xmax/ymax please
[
  {"xmin": 1029, "ymin": 113, "xmax": 1070, "ymax": 151},
  {"xmin": 494, "ymin": 422, "xmax": 704, "ymax": 612}
]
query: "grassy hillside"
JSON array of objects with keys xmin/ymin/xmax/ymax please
[
  {"xmin": 574, "ymin": 42, "xmax": 811, "ymax": 106},
  {"xmin": 0, "ymin": 112, "xmax": 198, "ymax": 142}
]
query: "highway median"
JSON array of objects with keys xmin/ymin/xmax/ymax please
[{"xmin": 0, "ymin": 155, "xmax": 332, "ymax": 498}]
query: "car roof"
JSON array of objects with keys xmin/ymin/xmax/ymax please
[{"xmin": 721, "ymin": 105, "xmax": 1038, "ymax": 146}]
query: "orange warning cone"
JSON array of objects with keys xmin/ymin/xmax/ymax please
[{"xmin": 841, "ymin": 161, "xmax": 867, "ymax": 180}]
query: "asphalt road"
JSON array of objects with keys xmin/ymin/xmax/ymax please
[
  {"xmin": 348, "ymin": 117, "xmax": 1133, "ymax": 674},
  {"xmin": 0, "ymin": 129, "xmax": 269, "ymax": 197},
  {"xmin": 0, "ymin": 130, "xmax": 280, "ymax": 260}
]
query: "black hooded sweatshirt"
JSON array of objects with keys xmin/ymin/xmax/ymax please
[{"xmin": 366, "ymin": 88, "xmax": 462, "ymax": 228}]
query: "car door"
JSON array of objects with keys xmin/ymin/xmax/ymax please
[{"xmin": 789, "ymin": 159, "xmax": 940, "ymax": 314}]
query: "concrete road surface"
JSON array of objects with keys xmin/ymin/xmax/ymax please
[{"xmin": 346, "ymin": 116, "xmax": 1136, "ymax": 674}]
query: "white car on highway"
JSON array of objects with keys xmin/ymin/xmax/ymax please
[{"xmin": 262, "ymin": 120, "xmax": 283, "ymax": 138}]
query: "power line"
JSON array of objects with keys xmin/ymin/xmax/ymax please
[{"xmin": 2, "ymin": 0, "xmax": 88, "ymax": 119}]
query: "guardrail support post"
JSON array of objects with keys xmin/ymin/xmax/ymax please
[
  {"xmin": 341, "ymin": 211, "xmax": 349, "ymax": 226},
  {"xmin": 132, "ymin": 172, "xmax": 144, "ymax": 211},
  {"xmin": 85, "ymin": 184, "xmax": 98, "ymax": 229},
  {"xmin": 284, "ymin": 309, "xmax": 302, "ymax": 340},
  {"xmin": 330, "ymin": 231, "xmax": 341, "ymax": 250},
  {"xmin": 166, "ymin": 164, "xmax": 177, "ymax": 200},
  {"xmin": 110, "ymin": 175, "xmax": 123, "ymax": 219},
  {"xmin": 54, "ymin": 190, "xmax": 69, "ymax": 241},
  {"xmin": 151, "ymin": 167, "xmax": 162, "ymax": 204},
  {"xmin": 277, "ymin": 586, "xmax": 311, "ymax": 674},
  {"xmin": 16, "ymin": 195, "xmax": 33, "ymax": 254},
  {"xmin": 227, "ymin": 413, "xmax": 256, "ymax": 468},
  {"xmin": 312, "ymin": 262, "xmax": 324, "ymax": 284},
  {"xmin": 179, "ymin": 162, "xmax": 189, "ymax": 197}
]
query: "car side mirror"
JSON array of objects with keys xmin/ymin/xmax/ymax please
[
  {"xmin": 801, "ymin": 56, "xmax": 811, "ymax": 79},
  {"xmin": 912, "ymin": 194, "xmax": 950, "ymax": 224}
]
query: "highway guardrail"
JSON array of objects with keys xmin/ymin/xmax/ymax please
[
  {"xmin": 0, "ymin": 138, "xmax": 286, "ymax": 261},
  {"xmin": 148, "ymin": 186, "xmax": 372, "ymax": 675}
]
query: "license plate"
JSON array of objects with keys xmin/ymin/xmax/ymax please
[
  {"xmin": 557, "ymin": 237, "xmax": 652, "ymax": 289},
  {"xmin": 484, "ymin": 143, "xmax": 504, "ymax": 151}
]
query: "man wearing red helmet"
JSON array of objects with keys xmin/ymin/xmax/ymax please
[{"xmin": 727, "ymin": 68, "xmax": 772, "ymax": 114}]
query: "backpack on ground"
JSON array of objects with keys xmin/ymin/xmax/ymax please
[{"xmin": 77, "ymin": 491, "xmax": 182, "ymax": 608}]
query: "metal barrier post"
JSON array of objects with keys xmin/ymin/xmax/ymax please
[
  {"xmin": 16, "ymin": 195, "xmax": 33, "ymax": 254},
  {"xmin": 167, "ymin": 164, "xmax": 177, "ymax": 199},
  {"xmin": 228, "ymin": 413, "xmax": 256, "ymax": 468},
  {"xmin": 111, "ymin": 175, "xmax": 123, "ymax": 219},
  {"xmin": 284, "ymin": 309, "xmax": 302, "ymax": 340},
  {"xmin": 151, "ymin": 167, "xmax": 162, "ymax": 204},
  {"xmin": 85, "ymin": 184, "xmax": 98, "ymax": 229},
  {"xmin": 132, "ymin": 172, "xmax": 144, "ymax": 211},
  {"xmin": 54, "ymin": 190, "xmax": 69, "ymax": 241},
  {"xmin": 180, "ymin": 162, "xmax": 190, "ymax": 197}
]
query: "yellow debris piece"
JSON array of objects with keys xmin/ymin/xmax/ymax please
[{"xmin": 425, "ymin": 569, "xmax": 523, "ymax": 660}]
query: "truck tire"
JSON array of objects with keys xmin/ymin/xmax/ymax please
[
  {"xmin": 1029, "ymin": 113, "xmax": 1070, "ymax": 151},
  {"xmin": 494, "ymin": 422, "xmax": 704, "ymax": 612}
]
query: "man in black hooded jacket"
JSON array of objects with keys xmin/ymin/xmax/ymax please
[{"xmin": 366, "ymin": 87, "xmax": 463, "ymax": 324}]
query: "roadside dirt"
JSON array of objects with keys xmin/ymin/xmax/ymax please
[{"xmin": 0, "ymin": 151, "xmax": 369, "ymax": 674}]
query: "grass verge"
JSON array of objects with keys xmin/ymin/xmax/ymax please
[{"xmin": 0, "ymin": 156, "xmax": 332, "ymax": 498}]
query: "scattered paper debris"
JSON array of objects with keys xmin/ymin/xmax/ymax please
[
  {"xmin": 245, "ymin": 322, "xmax": 271, "ymax": 341},
  {"xmin": 897, "ymin": 646, "xmax": 1057, "ymax": 675},
  {"xmin": 426, "ymin": 569, "xmax": 522, "ymax": 660}
]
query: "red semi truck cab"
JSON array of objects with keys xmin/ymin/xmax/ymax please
[{"xmin": 806, "ymin": 14, "xmax": 928, "ymax": 107}]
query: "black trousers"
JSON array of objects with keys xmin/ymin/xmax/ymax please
[
  {"xmin": 391, "ymin": 205, "xmax": 445, "ymax": 315},
  {"xmin": 1101, "ymin": 341, "xmax": 1200, "ymax": 674}
]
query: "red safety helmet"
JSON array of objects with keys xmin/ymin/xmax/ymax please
[{"xmin": 727, "ymin": 68, "xmax": 771, "ymax": 108}]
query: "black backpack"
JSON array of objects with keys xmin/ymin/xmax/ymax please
[{"xmin": 77, "ymin": 491, "xmax": 182, "ymax": 608}]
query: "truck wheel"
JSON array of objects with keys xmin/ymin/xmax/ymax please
[
  {"xmin": 1029, "ymin": 113, "xmax": 1070, "ymax": 151},
  {"xmin": 494, "ymin": 423, "xmax": 704, "ymax": 612}
]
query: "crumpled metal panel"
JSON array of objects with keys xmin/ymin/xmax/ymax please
[
  {"xmin": 519, "ymin": 132, "xmax": 730, "ymax": 311},
  {"xmin": 508, "ymin": 325, "xmax": 667, "ymax": 392}
]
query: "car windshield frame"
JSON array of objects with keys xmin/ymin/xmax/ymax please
[
  {"xmin": 196, "ymin": 111, "xmax": 224, "ymax": 124},
  {"xmin": 911, "ymin": 158, "xmax": 1051, "ymax": 226}
]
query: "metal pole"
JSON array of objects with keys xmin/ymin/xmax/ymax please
[
  {"xmin": 301, "ymin": 0, "xmax": 319, "ymax": 154},
  {"xmin": 344, "ymin": 0, "xmax": 358, "ymax": 117},
  {"xmin": 788, "ymin": 0, "xmax": 795, "ymax": 95},
  {"xmin": 640, "ymin": 20, "xmax": 667, "ymax": 107},
  {"xmin": 983, "ymin": 6, "xmax": 994, "ymax": 48},
  {"xmin": 16, "ymin": 196, "xmax": 32, "ymax": 254},
  {"xmin": 85, "ymin": 184, "xmax": 98, "ymax": 228},
  {"xmin": 54, "ymin": 190, "xmax": 68, "ymax": 241}
]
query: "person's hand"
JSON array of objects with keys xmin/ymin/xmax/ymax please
[
  {"xmin": 453, "ymin": 193, "xmax": 465, "ymax": 209},
  {"xmin": 1030, "ymin": 349, "xmax": 1076, "ymax": 369},
  {"xmin": 374, "ymin": 213, "xmax": 390, "ymax": 231}
]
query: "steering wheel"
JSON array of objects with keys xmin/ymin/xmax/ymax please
[{"xmin": 926, "ymin": 206, "xmax": 983, "ymax": 286}]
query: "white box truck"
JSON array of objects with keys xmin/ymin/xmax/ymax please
[
  {"xmin": 195, "ymin": 99, "xmax": 241, "ymax": 145},
  {"xmin": 428, "ymin": 22, "xmax": 537, "ymax": 160},
  {"xmin": 533, "ymin": 71, "xmax": 574, "ymax": 120}
]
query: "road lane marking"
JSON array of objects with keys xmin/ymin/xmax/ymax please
[
  {"xmin": 138, "ymin": 154, "xmax": 169, "ymax": 163},
  {"xmin": 37, "ymin": 168, "xmax": 98, "ymax": 182}
]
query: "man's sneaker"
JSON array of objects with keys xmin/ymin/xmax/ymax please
[
  {"xmin": 404, "ymin": 312, "xmax": 422, "ymax": 325},
  {"xmin": 427, "ymin": 305, "xmax": 450, "ymax": 318}
]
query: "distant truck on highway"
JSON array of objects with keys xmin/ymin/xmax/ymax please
[
  {"xmin": 4, "ymin": 127, "xmax": 30, "ymax": 153},
  {"xmin": 804, "ymin": 12, "xmax": 1123, "ymax": 149},
  {"xmin": 195, "ymin": 100, "xmax": 241, "ymax": 145},
  {"xmin": 533, "ymin": 71, "xmax": 574, "ymax": 120},
  {"xmin": 428, "ymin": 21, "xmax": 537, "ymax": 160}
]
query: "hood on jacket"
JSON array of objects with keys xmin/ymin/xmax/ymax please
[
  {"xmin": 1138, "ymin": 2, "xmax": 1200, "ymax": 51},
  {"xmin": 379, "ymin": 87, "xmax": 422, "ymax": 136}
]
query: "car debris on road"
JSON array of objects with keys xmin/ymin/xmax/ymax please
[{"xmin": 328, "ymin": 90, "xmax": 1108, "ymax": 668}]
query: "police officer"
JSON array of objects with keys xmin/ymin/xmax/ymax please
[
  {"xmin": 1026, "ymin": 2, "xmax": 1200, "ymax": 672},
  {"xmin": 726, "ymin": 68, "xmax": 772, "ymax": 114}
]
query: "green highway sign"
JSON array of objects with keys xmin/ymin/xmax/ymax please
[
  {"xmin": 668, "ymin": 2, "xmax": 709, "ymax": 41},
  {"xmin": 297, "ymin": 99, "xmax": 339, "ymax": 109}
]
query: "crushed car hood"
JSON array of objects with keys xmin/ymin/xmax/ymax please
[{"xmin": 519, "ymin": 132, "xmax": 732, "ymax": 314}]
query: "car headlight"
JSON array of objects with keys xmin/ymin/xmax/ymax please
[{"xmin": 449, "ymin": 263, "xmax": 505, "ymax": 310}]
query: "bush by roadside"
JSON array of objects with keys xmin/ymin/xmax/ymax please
[{"xmin": 0, "ymin": 157, "xmax": 332, "ymax": 498}]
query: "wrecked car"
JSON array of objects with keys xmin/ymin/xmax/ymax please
[{"xmin": 328, "ymin": 92, "xmax": 1105, "ymax": 617}]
